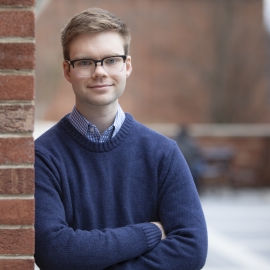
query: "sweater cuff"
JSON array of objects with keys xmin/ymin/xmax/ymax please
[{"xmin": 137, "ymin": 223, "xmax": 162, "ymax": 251}]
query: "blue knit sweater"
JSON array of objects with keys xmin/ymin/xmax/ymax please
[{"xmin": 35, "ymin": 113, "xmax": 207, "ymax": 270}]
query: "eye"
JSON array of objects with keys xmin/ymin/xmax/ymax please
[
  {"xmin": 75, "ymin": 60, "xmax": 93, "ymax": 67},
  {"xmin": 105, "ymin": 57, "xmax": 119, "ymax": 65}
]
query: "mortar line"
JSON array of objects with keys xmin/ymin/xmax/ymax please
[
  {"xmin": 0, "ymin": 195, "xmax": 34, "ymax": 200},
  {"xmin": 0, "ymin": 101, "xmax": 34, "ymax": 105},
  {"xmin": 0, "ymin": 37, "xmax": 34, "ymax": 43},
  {"xmin": 0, "ymin": 255, "xmax": 34, "ymax": 259},
  {"xmin": 0, "ymin": 7, "xmax": 34, "ymax": 11},
  {"xmin": 0, "ymin": 133, "xmax": 33, "ymax": 138},
  {"xmin": 0, "ymin": 164, "xmax": 34, "ymax": 169},
  {"xmin": 0, "ymin": 70, "xmax": 34, "ymax": 75}
]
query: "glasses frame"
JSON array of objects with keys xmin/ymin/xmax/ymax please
[{"xmin": 66, "ymin": 55, "xmax": 127, "ymax": 75}]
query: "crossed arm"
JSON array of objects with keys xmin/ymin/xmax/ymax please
[
  {"xmin": 35, "ymin": 145, "xmax": 207, "ymax": 270},
  {"xmin": 151, "ymin": 222, "xmax": 166, "ymax": 239}
]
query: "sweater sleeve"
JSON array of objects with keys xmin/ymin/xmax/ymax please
[
  {"xmin": 107, "ymin": 144, "xmax": 208, "ymax": 270},
  {"xmin": 34, "ymin": 149, "xmax": 161, "ymax": 270}
]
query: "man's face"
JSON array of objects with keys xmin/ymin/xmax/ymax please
[{"xmin": 63, "ymin": 31, "xmax": 132, "ymax": 110}]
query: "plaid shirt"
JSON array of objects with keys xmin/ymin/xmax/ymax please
[{"xmin": 68, "ymin": 104, "xmax": 125, "ymax": 143}]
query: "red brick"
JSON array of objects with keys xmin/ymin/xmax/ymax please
[
  {"xmin": 0, "ymin": 0, "xmax": 35, "ymax": 5},
  {"xmin": 0, "ymin": 168, "xmax": 34, "ymax": 194},
  {"xmin": 0, "ymin": 74, "xmax": 34, "ymax": 100},
  {"xmin": 0, "ymin": 228, "xmax": 34, "ymax": 254},
  {"xmin": 0, "ymin": 199, "xmax": 34, "ymax": 225},
  {"xmin": 0, "ymin": 259, "xmax": 34, "ymax": 270},
  {"xmin": 0, "ymin": 11, "xmax": 34, "ymax": 37},
  {"xmin": 0, "ymin": 43, "xmax": 35, "ymax": 70},
  {"xmin": 0, "ymin": 138, "xmax": 34, "ymax": 164},
  {"xmin": 0, "ymin": 105, "xmax": 34, "ymax": 133}
]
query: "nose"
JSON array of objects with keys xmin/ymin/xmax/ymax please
[{"xmin": 91, "ymin": 62, "xmax": 108, "ymax": 78}]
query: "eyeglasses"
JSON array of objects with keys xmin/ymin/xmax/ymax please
[{"xmin": 66, "ymin": 55, "xmax": 127, "ymax": 77}]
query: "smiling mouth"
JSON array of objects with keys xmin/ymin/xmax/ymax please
[{"xmin": 88, "ymin": 84, "xmax": 112, "ymax": 88}]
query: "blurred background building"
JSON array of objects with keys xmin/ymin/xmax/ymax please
[
  {"xmin": 35, "ymin": 0, "xmax": 270, "ymax": 188},
  {"xmin": 36, "ymin": 0, "xmax": 269, "ymax": 123}
]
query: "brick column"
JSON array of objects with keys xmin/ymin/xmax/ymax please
[{"xmin": 0, "ymin": 0, "xmax": 35, "ymax": 269}]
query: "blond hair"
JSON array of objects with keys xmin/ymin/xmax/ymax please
[{"xmin": 61, "ymin": 7, "xmax": 131, "ymax": 60}]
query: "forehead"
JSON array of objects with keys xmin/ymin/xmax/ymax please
[{"xmin": 69, "ymin": 31, "xmax": 125, "ymax": 59}]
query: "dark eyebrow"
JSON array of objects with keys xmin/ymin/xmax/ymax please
[
  {"xmin": 102, "ymin": 54, "xmax": 123, "ymax": 58},
  {"xmin": 72, "ymin": 57, "xmax": 93, "ymax": 61},
  {"xmin": 72, "ymin": 54, "xmax": 124, "ymax": 61}
]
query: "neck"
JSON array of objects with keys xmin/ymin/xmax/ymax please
[{"xmin": 76, "ymin": 102, "xmax": 118, "ymax": 135}]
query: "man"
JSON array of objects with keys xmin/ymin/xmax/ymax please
[
  {"xmin": 175, "ymin": 126, "xmax": 205, "ymax": 193},
  {"xmin": 35, "ymin": 7, "xmax": 207, "ymax": 270}
]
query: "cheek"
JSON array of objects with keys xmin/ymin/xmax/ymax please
[
  {"xmin": 70, "ymin": 77, "xmax": 87, "ymax": 92},
  {"xmin": 116, "ymin": 76, "xmax": 126, "ymax": 93},
  {"xmin": 115, "ymin": 73, "xmax": 127, "ymax": 86},
  {"xmin": 71, "ymin": 76, "xmax": 86, "ymax": 86}
]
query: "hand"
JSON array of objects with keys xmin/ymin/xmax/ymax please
[{"xmin": 151, "ymin": 222, "xmax": 166, "ymax": 239}]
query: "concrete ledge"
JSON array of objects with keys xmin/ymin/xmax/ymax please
[
  {"xmin": 34, "ymin": 121, "xmax": 270, "ymax": 139},
  {"xmin": 145, "ymin": 123, "xmax": 270, "ymax": 138}
]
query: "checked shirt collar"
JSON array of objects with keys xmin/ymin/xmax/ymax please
[{"xmin": 68, "ymin": 104, "xmax": 125, "ymax": 143}]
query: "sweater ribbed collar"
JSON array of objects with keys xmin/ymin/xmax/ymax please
[{"xmin": 60, "ymin": 113, "xmax": 134, "ymax": 153}]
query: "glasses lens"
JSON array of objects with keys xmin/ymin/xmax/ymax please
[
  {"xmin": 73, "ymin": 57, "xmax": 125, "ymax": 77},
  {"xmin": 103, "ymin": 57, "xmax": 125, "ymax": 74},
  {"xmin": 74, "ymin": 60, "xmax": 95, "ymax": 77}
]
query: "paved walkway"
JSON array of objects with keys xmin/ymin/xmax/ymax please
[{"xmin": 200, "ymin": 188, "xmax": 270, "ymax": 270}]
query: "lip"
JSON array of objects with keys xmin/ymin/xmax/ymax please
[{"xmin": 88, "ymin": 84, "xmax": 113, "ymax": 89}]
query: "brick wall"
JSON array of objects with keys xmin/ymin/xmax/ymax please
[
  {"xmin": 148, "ymin": 123, "xmax": 270, "ymax": 188},
  {"xmin": 0, "ymin": 0, "xmax": 35, "ymax": 269}
]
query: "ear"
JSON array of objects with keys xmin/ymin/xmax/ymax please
[
  {"xmin": 125, "ymin": 56, "xmax": 132, "ymax": 78},
  {"xmin": 63, "ymin": 61, "xmax": 72, "ymax": 83}
]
